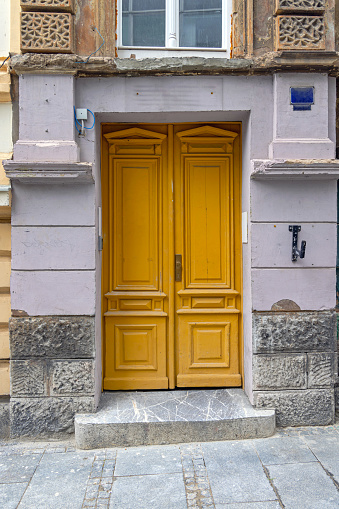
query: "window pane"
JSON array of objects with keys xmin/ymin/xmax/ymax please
[
  {"xmin": 133, "ymin": 0, "xmax": 165, "ymax": 11},
  {"xmin": 122, "ymin": 0, "xmax": 165, "ymax": 46},
  {"xmin": 122, "ymin": 12, "xmax": 165, "ymax": 46},
  {"xmin": 179, "ymin": 0, "xmax": 222, "ymax": 48}
]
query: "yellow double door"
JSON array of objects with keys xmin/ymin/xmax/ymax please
[{"xmin": 102, "ymin": 123, "xmax": 242, "ymax": 390}]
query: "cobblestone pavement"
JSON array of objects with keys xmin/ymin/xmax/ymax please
[{"xmin": 1, "ymin": 425, "xmax": 339, "ymax": 508}]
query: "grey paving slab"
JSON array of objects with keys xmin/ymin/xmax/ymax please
[
  {"xmin": 267, "ymin": 462, "xmax": 339, "ymax": 509},
  {"xmin": 18, "ymin": 451, "xmax": 95, "ymax": 509},
  {"xmin": 201, "ymin": 441, "xmax": 276, "ymax": 504},
  {"xmin": 0, "ymin": 454, "xmax": 42, "ymax": 483},
  {"xmin": 300, "ymin": 429, "xmax": 339, "ymax": 479},
  {"xmin": 114, "ymin": 444, "xmax": 182, "ymax": 476},
  {"xmin": 254, "ymin": 436, "xmax": 316, "ymax": 465},
  {"xmin": 109, "ymin": 472, "xmax": 187, "ymax": 509},
  {"xmin": 215, "ymin": 503, "xmax": 280, "ymax": 509},
  {"xmin": 0, "ymin": 482, "xmax": 27, "ymax": 509}
]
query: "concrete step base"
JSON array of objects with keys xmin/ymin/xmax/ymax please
[{"xmin": 75, "ymin": 389, "xmax": 275, "ymax": 449}]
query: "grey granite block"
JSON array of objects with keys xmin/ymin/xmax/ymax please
[
  {"xmin": 301, "ymin": 428, "xmax": 339, "ymax": 479},
  {"xmin": 109, "ymin": 473, "xmax": 187, "ymax": 509},
  {"xmin": 254, "ymin": 389, "xmax": 334, "ymax": 427},
  {"xmin": 253, "ymin": 436, "xmax": 316, "ymax": 465},
  {"xmin": 0, "ymin": 453, "xmax": 42, "ymax": 482},
  {"xmin": 0, "ymin": 483, "xmax": 28, "ymax": 509},
  {"xmin": 253, "ymin": 354, "xmax": 307, "ymax": 390},
  {"xmin": 335, "ymin": 386, "xmax": 339, "ymax": 418},
  {"xmin": 201, "ymin": 441, "xmax": 276, "ymax": 504},
  {"xmin": 253, "ymin": 311, "xmax": 336, "ymax": 353},
  {"xmin": 19, "ymin": 451, "xmax": 94, "ymax": 509},
  {"xmin": 75, "ymin": 389, "xmax": 275, "ymax": 449},
  {"xmin": 11, "ymin": 360, "xmax": 47, "ymax": 396},
  {"xmin": 267, "ymin": 462, "xmax": 339, "ymax": 509},
  {"xmin": 114, "ymin": 445, "xmax": 181, "ymax": 476},
  {"xmin": 307, "ymin": 353, "xmax": 334, "ymax": 388},
  {"xmin": 50, "ymin": 360, "xmax": 95, "ymax": 395},
  {"xmin": 10, "ymin": 316, "xmax": 95, "ymax": 359},
  {"xmin": 11, "ymin": 396, "xmax": 95, "ymax": 438},
  {"xmin": 0, "ymin": 398, "xmax": 9, "ymax": 439}
]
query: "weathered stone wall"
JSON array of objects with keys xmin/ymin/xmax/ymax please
[
  {"xmin": 10, "ymin": 316, "xmax": 95, "ymax": 437},
  {"xmin": 253, "ymin": 0, "xmax": 274, "ymax": 56},
  {"xmin": 336, "ymin": 79, "xmax": 339, "ymax": 158},
  {"xmin": 253, "ymin": 311, "xmax": 337, "ymax": 426}
]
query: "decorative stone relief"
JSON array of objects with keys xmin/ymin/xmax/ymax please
[
  {"xmin": 276, "ymin": 0, "xmax": 325, "ymax": 12},
  {"xmin": 276, "ymin": 15, "xmax": 325, "ymax": 50},
  {"xmin": 21, "ymin": 12, "xmax": 74, "ymax": 53},
  {"xmin": 20, "ymin": 0, "xmax": 74, "ymax": 12}
]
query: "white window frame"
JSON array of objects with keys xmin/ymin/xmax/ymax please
[{"xmin": 117, "ymin": 0, "xmax": 232, "ymax": 58}]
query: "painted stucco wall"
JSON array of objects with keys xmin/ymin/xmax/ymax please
[{"xmin": 8, "ymin": 73, "xmax": 337, "ymax": 416}]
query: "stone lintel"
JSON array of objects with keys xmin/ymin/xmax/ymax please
[
  {"xmin": 251, "ymin": 159, "xmax": 339, "ymax": 180},
  {"xmin": 8, "ymin": 52, "xmax": 339, "ymax": 78},
  {"xmin": 3, "ymin": 160, "xmax": 93, "ymax": 184}
]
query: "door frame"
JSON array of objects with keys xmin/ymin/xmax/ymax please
[{"xmin": 101, "ymin": 122, "xmax": 243, "ymax": 390}]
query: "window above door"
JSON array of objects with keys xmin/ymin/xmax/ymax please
[{"xmin": 117, "ymin": 0, "xmax": 232, "ymax": 58}]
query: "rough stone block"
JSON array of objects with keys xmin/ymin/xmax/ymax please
[
  {"xmin": 11, "ymin": 360, "xmax": 46, "ymax": 396},
  {"xmin": 21, "ymin": 12, "xmax": 74, "ymax": 54},
  {"xmin": 253, "ymin": 354, "xmax": 306, "ymax": 390},
  {"xmin": 254, "ymin": 389, "xmax": 334, "ymax": 427},
  {"xmin": 0, "ymin": 397, "xmax": 9, "ymax": 439},
  {"xmin": 253, "ymin": 312, "xmax": 336, "ymax": 353},
  {"xmin": 335, "ymin": 386, "xmax": 339, "ymax": 419},
  {"xmin": 10, "ymin": 396, "xmax": 95, "ymax": 437},
  {"xmin": 276, "ymin": 15, "xmax": 325, "ymax": 50},
  {"xmin": 10, "ymin": 317, "xmax": 95, "ymax": 359},
  {"xmin": 307, "ymin": 353, "xmax": 334, "ymax": 388},
  {"xmin": 51, "ymin": 360, "xmax": 95, "ymax": 395}
]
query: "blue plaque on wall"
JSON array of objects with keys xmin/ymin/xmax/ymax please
[{"xmin": 290, "ymin": 87, "xmax": 314, "ymax": 111}]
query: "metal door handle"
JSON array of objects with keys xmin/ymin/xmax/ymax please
[{"xmin": 175, "ymin": 254, "xmax": 182, "ymax": 282}]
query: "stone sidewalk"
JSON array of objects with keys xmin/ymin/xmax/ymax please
[{"xmin": 1, "ymin": 425, "xmax": 339, "ymax": 509}]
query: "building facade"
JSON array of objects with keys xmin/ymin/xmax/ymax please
[
  {"xmin": 0, "ymin": 0, "xmax": 20, "ymax": 435},
  {"xmin": 2, "ymin": 0, "xmax": 339, "ymax": 437}
]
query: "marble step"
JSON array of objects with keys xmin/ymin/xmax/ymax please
[{"xmin": 75, "ymin": 389, "xmax": 275, "ymax": 449}]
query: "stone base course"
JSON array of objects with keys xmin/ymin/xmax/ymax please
[
  {"xmin": 253, "ymin": 311, "xmax": 337, "ymax": 426},
  {"xmin": 254, "ymin": 389, "xmax": 334, "ymax": 427},
  {"xmin": 253, "ymin": 311, "xmax": 336, "ymax": 353},
  {"xmin": 10, "ymin": 316, "xmax": 95, "ymax": 359},
  {"xmin": 11, "ymin": 396, "xmax": 95, "ymax": 438},
  {"xmin": 11, "ymin": 359, "xmax": 95, "ymax": 397},
  {"xmin": 9, "ymin": 316, "xmax": 96, "ymax": 437}
]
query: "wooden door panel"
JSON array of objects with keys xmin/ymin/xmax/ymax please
[
  {"xmin": 105, "ymin": 316, "xmax": 167, "ymax": 390},
  {"xmin": 185, "ymin": 158, "xmax": 230, "ymax": 288},
  {"xmin": 113, "ymin": 158, "xmax": 159, "ymax": 291},
  {"xmin": 103, "ymin": 126, "xmax": 168, "ymax": 390},
  {"xmin": 175, "ymin": 124, "xmax": 242, "ymax": 388},
  {"xmin": 102, "ymin": 123, "xmax": 242, "ymax": 391}
]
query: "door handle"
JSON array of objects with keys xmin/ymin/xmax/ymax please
[{"xmin": 175, "ymin": 254, "xmax": 182, "ymax": 282}]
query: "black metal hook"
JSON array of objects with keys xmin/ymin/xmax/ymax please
[{"xmin": 289, "ymin": 225, "xmax": 306, "ymax": 262}]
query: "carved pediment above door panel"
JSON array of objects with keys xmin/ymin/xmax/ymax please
[{"xmin": 105, "ymin": 128, "xmax": 167, "ymax": 155}]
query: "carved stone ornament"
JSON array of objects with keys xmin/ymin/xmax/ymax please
[
  {"xmin": 276, "ymin": 0, "xmax": 325, "ymax": 12},
  {"xmin": 21, "ymin": 12, "xmax": 74, "ymax": 53},
  {"xmin": 20, "ymin": 0, "xmax": 74, "ymax": 12},
  {"xmin": 276, "ymin": 15, "xmax": 325, "ymax": 50}
]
